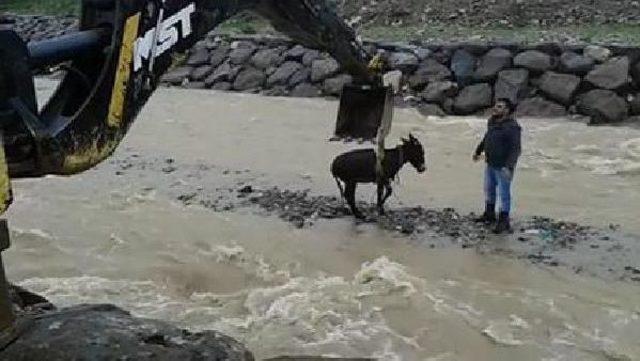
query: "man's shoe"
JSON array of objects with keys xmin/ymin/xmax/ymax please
[
  {"xmin": 493, "ymin": 212, "xmax": 512, "ymax": 234},
  {"xmin": 475, "ymin": 203, "xmax": 496, "ymax": 224}
]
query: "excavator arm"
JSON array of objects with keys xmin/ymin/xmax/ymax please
[
  {"xmin": 0, "ymin": 0, "xmax": 381, "ymax": 336},
  {"xmin": 0, "ymin": 0, "xmax": 373, "ymax": 213}
]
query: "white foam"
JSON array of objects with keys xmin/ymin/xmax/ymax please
[
  {"xmin": 17, "ymin": 257, "xmax": 425, "ymax": 360},
  {"xmin": 482, "ymin": 322, "xmax": 525, "ymax": 346},
  {"xmin": 354, "ymin": 256, "xmax": 418, "ymax": 296},
  {"xmin": 12, "ymin": 228, "xmax": 55, "ymax": 240}
]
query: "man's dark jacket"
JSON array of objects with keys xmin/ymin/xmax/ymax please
[{"xmin": 475, "ymin": 117, "xmax": 521, "ymax": 170}]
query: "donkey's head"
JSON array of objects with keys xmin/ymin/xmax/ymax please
[{"xmin": 401, "ymin": 134, "xmax": 426, "ymax": 173}]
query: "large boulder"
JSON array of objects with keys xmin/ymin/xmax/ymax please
[
  {"xmin": 417, "ymin": 103, "xmax": 446, "ymax": 117},
  {"xmin": 209, "ymin": 44, "xmax": 230, "ymax": 67},
  {"xmin": 323, "ymin": 74, "xmax": 353, "ymax": 95},
  {"xmin": 584, "ymin": 45, "xmax": 611, "ymax": 63},
  {"xmin": 453, "ymin": 83, "xmax": 493, "ymax": 114},
  {"xmin": 2, "ymin": 304, "xmax": 254, "ymax": 361},
  {"xmin": 288, "ymin": 68, "xmax": 311, "ymax": 87},
  {"xmin": 433, "ymin": 47, "xmax": 453, "ymax": 63},
  {"xmin": 413, "ymin": 47, "xmax": 432, "ymax": 61},
  {"xmin": 632, "ymin": 61, "xmax": 640, "ymax": 86},
  {"xmin": 185, "ymin": 48, "xmax": 210, "ymax": 66},
  {"xmin": 311, "ymin": 58, "xmax": 340, "ymax": 82},
  {"xmin": 539, "ymin": 71, "xmax": 581, "ymax": 105},
  {"xmin": 204, "ymin": 62, "xmax": 239, "ymax": 86},
  {"xmin": 207, "ymin": 40, "xmax": 227, "ymax": 50},
  {"xmin": 284, "ymin": 44, "xmax": 307, "ymax": 60},
  {"xmin": 388, "ymin": 51, "xmax": 419, "ymax": 73},
  {"xmin": 577, "ymin": 89, "xmax": 629, "ymax": 124},
  {"xmin": 585, "ymin": 57, "xmax": 630, "ymax": 90},
  {"xmin": 233, "ymin": 67, "xmax": 266, "ymax": 91},
  {"xmin": 513, "ymin": 50, "xmax": 553, "ymax": 73},
  {"xmin": 450, "ymin": 49, "xmax": 476, "ymax": 86},
  {"xmin": 251, "ymin": 48, "xmax": 284, "ymax": 69},
  {"xmin": 183, "ymin": 81, "xmax": 206, "ymax": 89},
  {"xmin": 516, "ymin": 97, "xmax": 567, "ymax": 117},
  {"xmin": 190, "ymin": 65, "xmax": 214, "ymax": 81},
  {"xmin": 267, "ymin": 61, "xmax": 303, "ymax": 86},
  {"xmin": 302, "ymin": 49, "xmax": 321, "ymax": 66},
  {"xmin": 262, "ymin": 85, "xmax": 288, "ymax": 97},
  {"xmin": 559, "ymin": 51, "xmax": 595, "ymax": 74},
  {"xmin": 290, "ymin": 83, "xmax": 321, "ymax": 97},
  {"xmin": 473, "ymin": 48, "xmax": 512, "ymax": 82},
  {"xmin": 494, "ymin": 69, "xmax": 529, "ymax": 104},
  {"xmin": 408, "ymin": 59, "xmax": 452, "ymax": 88},
  {"xmin": 265, "ymin": 66, "xmax": 278, "ymax": 76},
  {"xmin": 211, "ymin": 82, "xmax": 232, "ymax": 91},
  {"xmin": 442, "ymin": 98, "xmax": 455, "ymax": 113},
  {"xmin": 228, "ymin": 46, "xmax": 257, "ymax": 65},
  {"xmin": 230, "ymin": 40, "xmax": 255, "ymax": 49},
  {"xmin": 161, "ymin": 66, "xmax": 192, "ymax": 85},
  {"xmin": 419, "ymin": 81, "xmax": 458, "ymax": 104}
]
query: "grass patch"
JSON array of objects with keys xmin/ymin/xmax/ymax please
[
  {"xmin": 212, "ymin": 17, "xmax": 640, "ymax": 46},
  {"xmin": 2, "ymin": 2, "xmax": 639, "ymax": 46},
  {"xmin": 216, "ymin": 16, "xmax": 275, "ymax": 36},
  {"xmin": 1, "ymin": 0, "xmax": 79, "ymax": 16},
  {"xmin": 361, "ymin": 23, "xmax": 640, "ymax": 45}
]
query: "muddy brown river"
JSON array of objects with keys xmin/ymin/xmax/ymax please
[{"xmin": 3, "ymin": 80, "xmax": 640, "ymax": 360}]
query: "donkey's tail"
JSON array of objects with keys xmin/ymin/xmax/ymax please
[{"xmin": 334, "ymin": 177, "xmax": 346, "ymax": 201}]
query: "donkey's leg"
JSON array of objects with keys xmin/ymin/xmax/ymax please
[
  {"xmin": 381, "ymin": 183, "xmax": 393, "ymax": 206},
  {"xmin": 377, "ymin": 182, "xmax": 385, "ymax": 215},
  {"xmin": 334, "ymin": 177, "xmax": 346, "ymax": 204},
  {"xmin": 345, "ymin": 182, "xmax": 363, "ymax": 219}
]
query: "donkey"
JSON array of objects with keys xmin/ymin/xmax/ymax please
[{"xmin": 331, "ymin": 134, "xmax": 427, "ymax": 219}]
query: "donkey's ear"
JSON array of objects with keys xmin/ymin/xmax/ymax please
[
  {"xmin": 409, "ymin": 133, "xmax": 417, "ymax": 141},
  {"xmin": 401, "ymin": 137, "xmax": 409, "ymax": 143}
]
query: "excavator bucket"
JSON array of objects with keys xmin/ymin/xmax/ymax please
[{"xmin": 333, "ymin": 84, "xmax": 392, "ymax": 141}]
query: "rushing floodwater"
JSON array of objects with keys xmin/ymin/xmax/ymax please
[{"xmin": 3, "ymin": 80, "xmax": 639, "ymax": 360}]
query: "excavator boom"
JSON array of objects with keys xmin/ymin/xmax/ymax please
[
  {"xmin": 0, "ymin": 0, "xmax": 372, "ymax": 180},
  {"xmin": 0, "ymin": 0, "xmax": 382, "ymax": 337}
]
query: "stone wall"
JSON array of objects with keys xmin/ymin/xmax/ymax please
[
  {"xmin": 162, "ymin": 34, "xmax": 640, "ymax": 124},
  {"xmin": 4, "ymin": 12, "xmax": 640, "ymax": 124},
  {"xmin": 0, "ymin": 13, "xmax": 78, "ymax": 42}
]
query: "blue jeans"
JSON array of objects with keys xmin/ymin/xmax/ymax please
[{"xmin": 484, "ymin": 166, "xmax": 513, "ymax": 214}]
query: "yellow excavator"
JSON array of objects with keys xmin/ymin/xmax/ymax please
[{"xmin": 0, "ymin": 0, "xmax": 393, "ymax": 346}]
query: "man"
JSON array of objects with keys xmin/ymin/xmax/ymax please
[
  {"xmin": 472, "ymin": 98, "xmax": 522, "ymax": 234},
  {"xmin": 367, "ymin": 51, "xmax": 394, "ymax": 183}
]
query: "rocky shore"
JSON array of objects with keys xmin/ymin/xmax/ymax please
[
  {"xmin": 107, "ymin": 153, "xmax": 640, "ymax": 285},
  {"xmin": 234, "ymin": 186, "xmax": 640, "ymax": 283}
]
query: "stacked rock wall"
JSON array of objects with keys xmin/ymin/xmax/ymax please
[
  {"xmin": 4, "ymin": 12, "xmax": 640, "ymax": 124},
  {"xmin": 0, "ymin": 13, "xmax": 78, "ymax": 41},
  {"xmin": 163, "ymin": 34, "xmax": 640, "ymax": 124}
]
